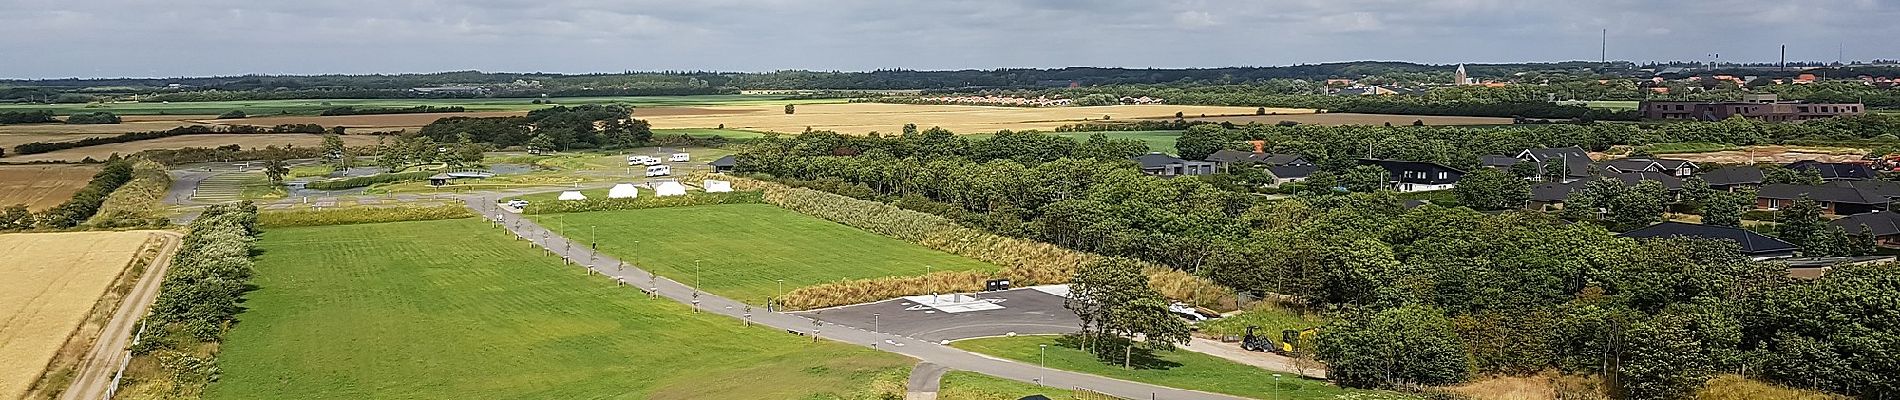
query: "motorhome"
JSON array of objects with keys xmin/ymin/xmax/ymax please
[
  {"xmin": 670, "ymin": 153, "xmax": 691, "ymax": 162},
  {"xmin": 645, "ymin": 165, "xmax": 672, "ymax": 177}
]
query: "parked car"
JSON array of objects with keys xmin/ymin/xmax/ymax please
[{"xmin": 506, "ymin": 199, "xmax": 530, "ymax": 209}]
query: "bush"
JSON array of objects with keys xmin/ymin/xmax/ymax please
[
  {"xmin": 303, "ymin": 171, "xmax": 435, "ymax": 190},
  {"xmin": 520, "ymin": 191, "xmax": 763, "ymax": 214},
  {"xmin": 257, "ymin": 204, "xmax": 473, "ymax": 228},
  {"xmin": 64, "ymin": 111, "xmax": 121, "ymax": 124},
  {"xmin": 1317, "ymin": 305, "xmax": 1472, "ymax": 389},
  {"xmin": 216, "ymin": 110, "xmax": 247, "ymax": 119},
  {"xmin": 144, "ymin": 202, "xmax": 259, "ymax": 342}
]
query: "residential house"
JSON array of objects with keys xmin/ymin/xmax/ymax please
[
  {"xmin": 1617, "ymin": 221, "xmax": 1799, "ymax": 260},
  {"xmin": 1479, "ymin": 146, "xmax": 1592, "ymax": 182},
  {"xmin": 1524, "ymin": 172, "xmax": 1683, "ymax": 211},
  {"xmin": 1755, "ymin": 180, "xmax": 1900, "ymax": 215},
  {"xmin": 1264, "ymin": 165, "xmax": 1318, "ymax": 185},
  {"xmin": 1204, "ymin": 145, "xmax": 1315, "ymax": 184},
  {"xmin": 1358, "ymin": 159, "xmax": 1463, "ymax": 192},
  {"xmin": 1786, "ymin": 160, "xmax": 1876, "ymax": 181},
  {"xmin": 1599, "ymin": 157, "xmax": 1698, "ymax": 177},
  {"xmin": 1831, "ymin": 211, "xmax": 1900, "ymax": 247},
  {"xmin": 1133, "ymin": 152, "xmax": 1217, "ymax": 177},
  {"xmin": 1700, "ymin": 166, "xmax": 1765, "ymax": 191}
]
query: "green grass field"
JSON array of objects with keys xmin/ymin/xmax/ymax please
[
  {"xmin": 0, "ymin": 95, "xmax": 843, "ymax": 116},
  {"xmin": 951, "ymin": 335, "xmax": 1411, "ymax": 400},
  {"xmin": 1585, "ymin": 100, "xmax": 1640, "ymax": 111},
  {"xmin": 1198, "ymin": 302, "xmax": 1328, "ymax": 339},
  {"xmin": 967, "ymin": 130, "xmax": 1183, "ymax": 152},
  {"xmin": 527, "ymin": 204, "xmax": 997, "ymax": 304},
  {"xmin": 207, "ymin": 219, "xmax": 912, "ymax": 399}
]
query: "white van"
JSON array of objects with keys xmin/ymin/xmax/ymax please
[
  {"xmin": 670, "ymin": 153, "xmax": 691, "ymax": 162},
  {"xmin": 645, "ymin": 165, "xmax": 672, "ymax": 177}
]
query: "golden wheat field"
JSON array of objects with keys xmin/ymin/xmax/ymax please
[
  {"xmin": 0, "ymin": 231, "xmax": 159, "ymax": 399},
  {"xmin": 1184, "ymin": 112, "xmax": 1516, "ymax": 126},
  {"xmin": 4, "ymin": 133, "xmax": 383, "ymax": 162},
  {"xmin": 640, "ymin": 103, "xmax": 1305, "ymax": 134},
  {"xmin": 0, "ymin": 164, "xmax": 104, "ymax": 210}
]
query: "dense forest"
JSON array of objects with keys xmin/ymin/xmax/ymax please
[{"xmin": 724, "ymin": 128, "xmax": 1896, "ymax": 399}]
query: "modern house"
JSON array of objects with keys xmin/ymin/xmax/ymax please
[
  {"xmin": 1479, "ymin": 147, "xmax": 1592, "ymax": 182},
  {"xmin": 1204, "ymin": 145, "xmax": 1314, "ymax": 184},
  {"xmin": 1756, "ymin": 180, "xmax": 1900, "ymax": 215},
  {"xmin": 1701, "ymin": 166, "xmax": 1765, "ymax": 191},
  {"xmin": 1358, "ymin": 159, "xmax": 1463, "ymax": 192},
  {"xmin": 1598, "ymin": 158, "xmax": 1697, "ymax": 177},
  {"xmin": 1133, "ymin": 152, "xmax": 1217, "ymax": 177},
  {"xmin": 1830, "ymin": 211, "xmax": 1900, "ymax": 247},
  {"xmin": 1786, "ymin": 160, "xmax": 1876, "ymax": 181},
  {"xmin": 1523, "ymin": 172, "xmax": 1683, "ymax": 210},
  {"xmin": 1617, "ymin": 222, "xmax": 1799, "ymax": 260},
  {"xmin": 1638, "ymin": 94, "xmax": 1865, "ymax": 122},
  {"xmin": 708, "ymin": 155, "xmax": 738, "ymax": 173}
]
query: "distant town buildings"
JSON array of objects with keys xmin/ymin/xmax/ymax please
[{"xmin": 1638, "ymin": 94, "xmax": 1865, "ymax": 122}]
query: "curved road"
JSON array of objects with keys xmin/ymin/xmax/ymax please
[{"xmin": 461, "ymin": 198, "xmax": 1247, "ymax": 400}]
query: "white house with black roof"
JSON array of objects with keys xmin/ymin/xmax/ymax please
[
  {"xmin": 1479, "ymin": 146, "xmax": 1592, "ymax": 182},
  {"xmin": 1599, "ymin": 157, "xmax": 1698, "ymax": 177},
  {"xmin": 1132, "ymin": 152, "xmax": 1217, "ymax": 177},
  {"xmin": 1358, "ymin": 159, "xmax": 1464, "ymax": 192}
]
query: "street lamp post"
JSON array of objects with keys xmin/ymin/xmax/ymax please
[
  {"xmin": 1039, "ymin": 344, "xmax": 1047, "ymax": 386},
  {"xmin": 873, "ymin": 313, "xmax": 880, "ymax": 333}
]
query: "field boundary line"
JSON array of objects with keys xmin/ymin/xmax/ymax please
[{"xmin": 57, "ymin": 231, "xmax": 183, "ymax": 400}]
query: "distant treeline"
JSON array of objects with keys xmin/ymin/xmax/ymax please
[
  {"xmin": 0, "ymin": 110, "xmax": 59, "ymax": 124},
  {"xmin": 9, "ymin": 124, "xmax": 327, "ymax": 156},
  {"xmin": 318, "ymin": 105, "xmax": 465, "ymax": 116},
  {"xmin": 417, "ymin": 104, "xmax": 648, "ymax": 150}
]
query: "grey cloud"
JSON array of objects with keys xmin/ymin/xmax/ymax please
[{"xmin": 1, "ymin": 0, "xmax": 1896, "ymax": 78}]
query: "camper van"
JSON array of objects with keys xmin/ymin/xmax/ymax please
[
  {"xmin": 645, "ymin": 165, "xmax": 672, "ymax": 177},
  {"xmin": 627, "ymin": 156, "xmax": 661, "ymax": 166},
  {"xmin": 670, "ymin": 153, "xmax": 691, "ymax": 162}
]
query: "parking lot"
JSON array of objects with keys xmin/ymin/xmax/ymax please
[{"xmin": 795, "ymin": 285, "xmax": 1082, "ymax": 342}]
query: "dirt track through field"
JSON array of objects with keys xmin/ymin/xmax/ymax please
[
  {"xmin": 0, "ymin": 231, "xmax": 160, "ymax": 399},
  {"xmin": 59, "ymin": 232, "xmax": 181, "ymax": 400}
]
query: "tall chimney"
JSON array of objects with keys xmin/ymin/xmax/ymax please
[
  {"xmin": 1249, "ymin": 140, "xmax": 1265, "ymax": 154},
  {"xmin": 1781, "ymin": 45, "xmax": 1787, "ymax": 72}
]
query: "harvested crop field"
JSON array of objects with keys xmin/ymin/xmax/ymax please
[
  {"xmin": 1656, "ymin": 145, "xmax": 1867, "ymax": 164},
  {"xmin": 5, "ymin": 134, "xmax": 383, "ymax": 162},
  {"xmin": 0, "ymin": 120, "xmax": 225, "ymax": 136},
  {"xmin": 640, "ymin": 103, "xmax": 1296, "ymax": 135},
  {"xmin": 0, "ymin": 164, "xmax": 103, "ymax": 210},
  {"xmin": 1184, "ymin": 112, "xmax": 1516, "ymax": 126},
  {"xmin": 0, "ymin": 231, "xmax": 160, "ymax": 399},
  {"xmin": 184, "ymin": 111, "xmax": 525, "ymax": 130}
]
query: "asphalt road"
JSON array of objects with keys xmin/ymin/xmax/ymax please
[
  {"xmin": 799, "ymin": 287, "xmax": 1082, "ymax": 342},
  {"xmin": 60, "ymin": 231, "xmax": 182, "ymax": 400},
  {"xmin": 462, "ymin": 197, "xmax": 1248, "ymax": 400}
]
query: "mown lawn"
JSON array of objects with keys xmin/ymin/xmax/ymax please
[
  {"xmin": 937, "ymin": 371, "xmax": 1121, "ymax": 400},
  {"xmin": 528, "ymin": 204, "xmax": 998, "ymax": 304},
  {"xmin": 951, "ymin": 335, "xmax": 1413, "ymax": 400},
  {"xmin": 208, "ymin": 218, "xmax": 912, "ymax": 399},
  {"xmin": 654, "ymin": 128, "xmax": 773, "ymax": 139}
]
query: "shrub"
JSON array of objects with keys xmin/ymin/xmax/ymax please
[
  {"xmin": 257, "ymin": 204, "xmax": 473, "ymax": 228},
  {"xmin": 64, "ymin": 111, "xmax": 121, "ymax": 124},
  {"xmin": 36, "ymin": 158, "xmax": 136, "ymax": 228},
  {"xmin": 0, "ymin": 110, "xmax": 59, "ymax": 124},
  {"xmin": 144, "ymin": 202, "xmax": 259, "ymax": 342},
  {"xmin": 303, "ymin": 171, "xmax": 434, "ymax": 190},
  {"xmin": 216, "ymin": 110, "xmax": 247, "ymax": 119},
  {"xmin": 520, "ymin": 191, "xmax": 763, "ymax": 214}
]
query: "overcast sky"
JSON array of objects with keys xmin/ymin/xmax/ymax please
[{"xmin": 4, "ymin": 0, "xmax": 1896, "ymax": 79}]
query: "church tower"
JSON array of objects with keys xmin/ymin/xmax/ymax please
[{"xmin": 1453, "ymin": 64, "xmax": 1470, "ymax": 85}]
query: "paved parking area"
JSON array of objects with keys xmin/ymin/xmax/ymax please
[{"xmin": 796, "ymin": 286, "xmax": 1081, "ymax": 342}]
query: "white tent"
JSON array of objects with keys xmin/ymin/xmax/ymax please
[
  {"xmin": 652, "ymin": 181, "xmax": 688, "ymax": 197},
  {"xmin": 703, "ymin": 180, "xmax": 732, "ymax": 193},
  {"xmin": 608, "ymin": 183, "xmax": 639, "ymax": 199},
  {"xmin": 557, "ymin": 191, "xmax": 587, "ymax": 201}
]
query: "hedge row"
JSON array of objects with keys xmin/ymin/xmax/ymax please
[
  {"xmin": 35, "ymin": 158, "xmax": 136, "ymax": 228},
  {"xmin": 257, "ymin": 204, "xmax": 474, "ymax": 228},
  {"xmin": 303, "ymin": 171, "xmax": 434, "ymax": 190},
  {"xmin": 87, "ymin": 159, "xmax": 173, "ymax": 228},
  {"xmin": 0, "ymin": 109, "xmax": 58, "ymax": 124},
  {"xmin": 520, "ymin": 191, "xmax": 763, "ymax": 214},
  {"xmin": 130, "ymin": 202, "xmax": 257, "ymax": 398},
  {"xmin": 10, "ymin": 124, "xmax": 327, "ymax": 156},
  {"xmin": 318, "ymin": 105, "xmax": 465, "ymax": 116},
  {"xmin": 727, "ymin": 176, "xmax": 1234, "ymax": 310}
]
